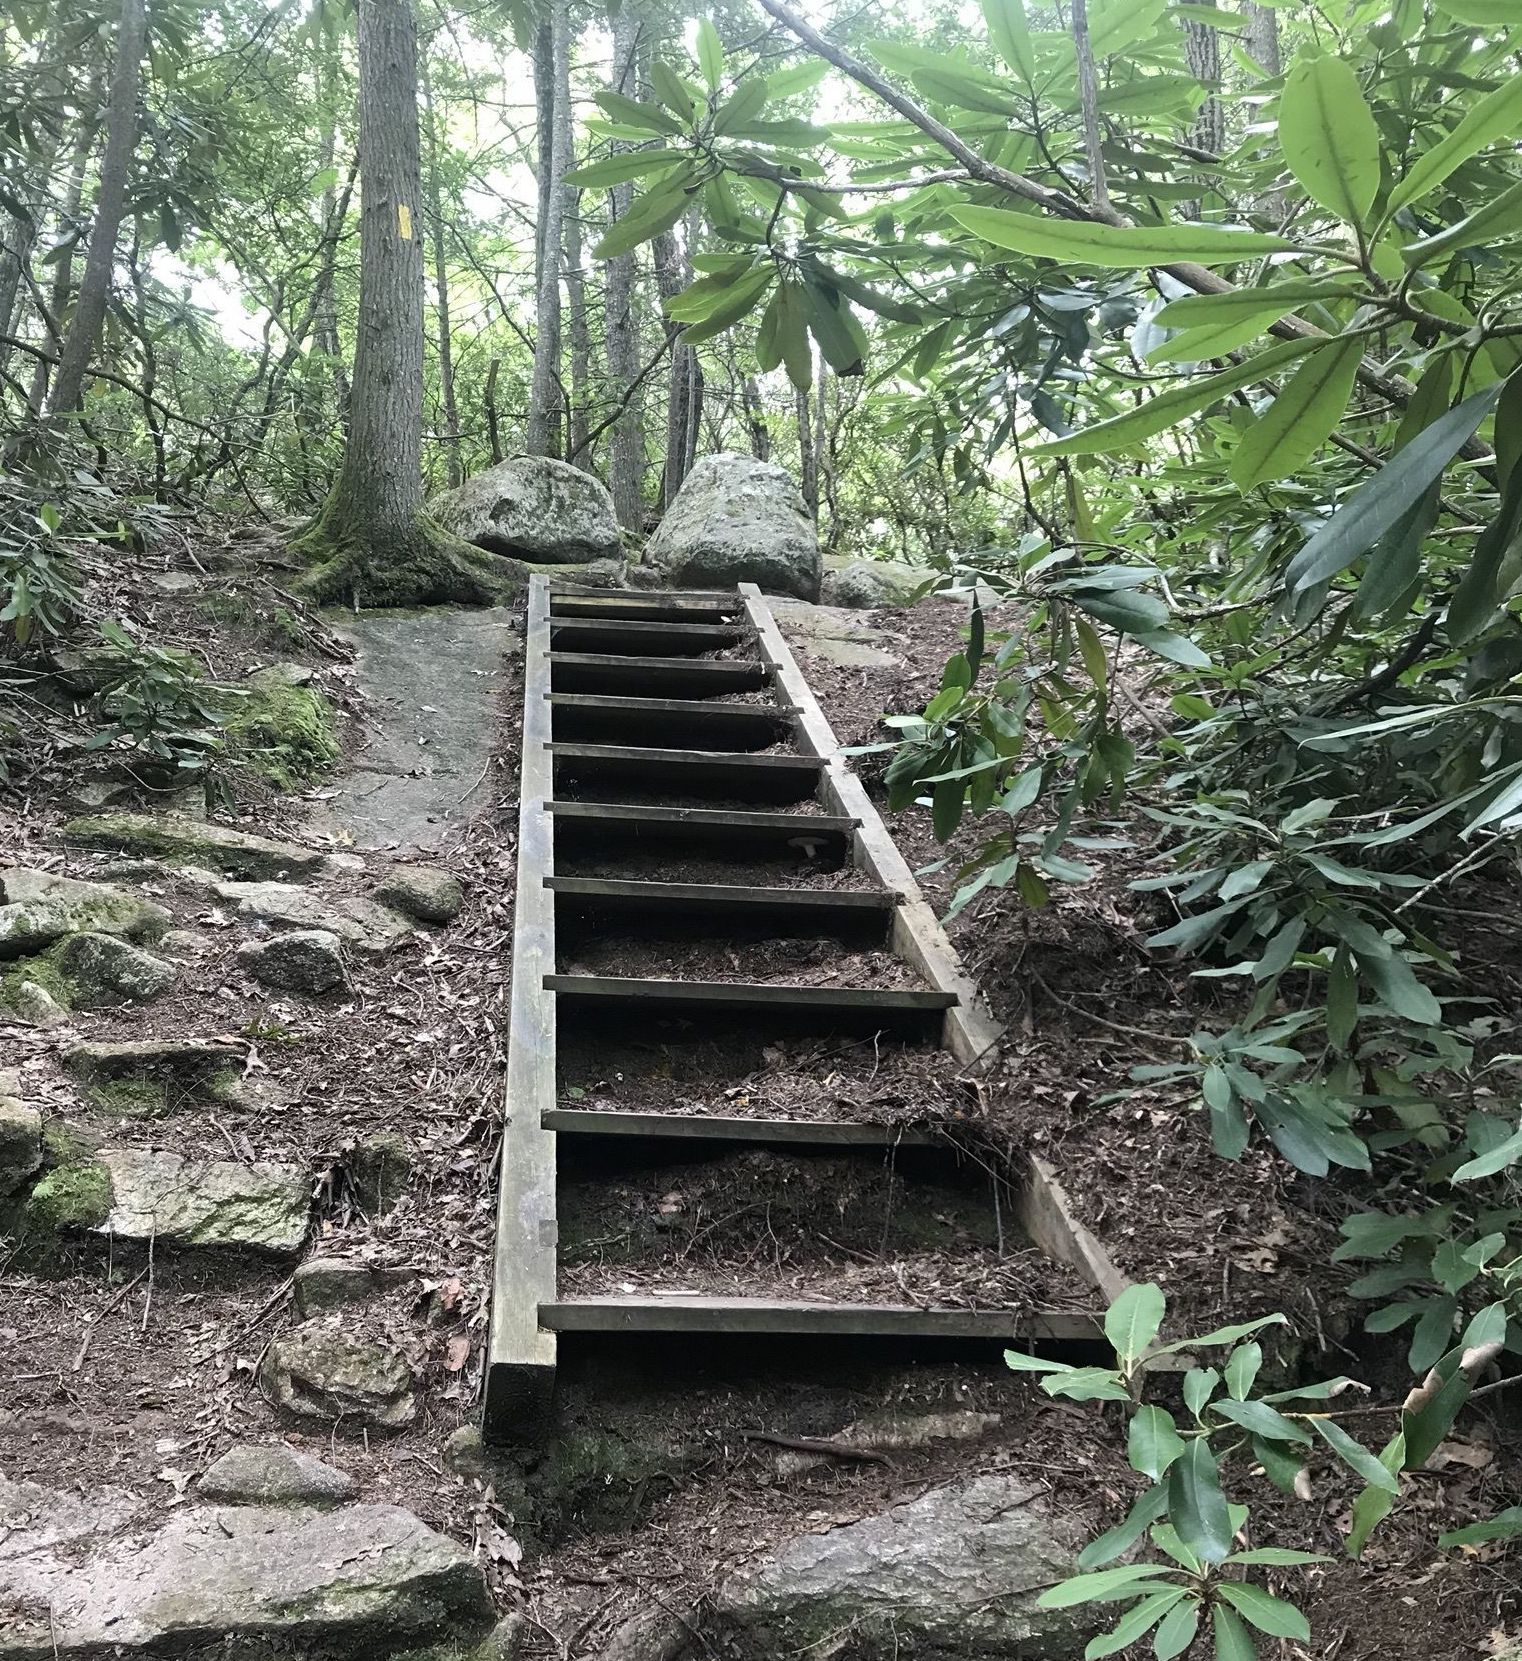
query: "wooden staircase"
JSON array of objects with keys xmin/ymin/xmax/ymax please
[{"xmin": 484, "ymin": 575, "xmax": 1124, "ymax": 1440}]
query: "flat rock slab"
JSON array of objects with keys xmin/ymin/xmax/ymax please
[
  {"xmin": 0, "ymin": 1492, "xmax": 492, "ymax": 1658},
  {"xmin": 63, "ymin": 812, "xmax": 328, "ymax": 880},
  {"xmin": 770, "ymin": 599, "xmax": 904, "ymax": 669},
  {"xmin": 317, "ymin": 607, "xmax": 520, "ymax": 853},
  {"xmin": 216, "ymin": 881, "xmax": 415, "ymax": 954},
  {"xmin": 199, "ymin": 1442, "xmax": 357, "ymax": 1506},
  {"xmin": 712, "ymin": 1474, "xmax": 1087, "ymax": 1658},
  {"xmin": 100, "ymin": 1148, "xmax": 311, "ymax": 1255}
]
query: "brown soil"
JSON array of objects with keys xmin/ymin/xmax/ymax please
[
  {"xmin": 562, "ymin": 934, "xmax": 928, "ymax": 990},
  {"xmin": 554, "ymin": 846, "xmax": 874, "ymax": 889}
]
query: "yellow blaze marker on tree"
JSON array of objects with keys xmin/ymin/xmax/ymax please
[{"xmin": 398, "ymin": 203, "xmax": 412, "ymax": 239}]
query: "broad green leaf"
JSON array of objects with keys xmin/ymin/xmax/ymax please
[
  {"xmin": 1037, "ymin": 1564, "xmax": 1178, "ymax": 1609},
  {"xmin": 1229, "ymin": 336, "xmax": 1364, "ymax": 492},
  {"xmin": 1449, "ymin": 417, "xmax": 1522, "ymax": 641},
  {"xmin": 1404, "ymin": 177, "xmax": 1522, "ymax": 266},
  {"xmin": 696, "ymin": 19, "xmax": 723, "ymax": 91},
  {"xmin": 1041, "ymin": 338, "xmax": 1326, "ymax": 456},
  {"xmin": 1167, "ymin": 1438, "xmax": 1233, "ymax": 1565},
  {"xmin": 1083, "ymin": 1589, "xmax": 1185, "ymax": 1658},
  {"xmin": 1213, "ymin": 1398, "xmax": 1312, "ymax": 1445},
  {"xmin": 1077, "ymin": 1483, "xmax": 1170, "ymax": 1569},
  {"xmin": 651, "ymin": 60, "xmax": 697, "ymax": 120},
  {"xmin": 804, "ymin": 281, "xmax": 868, "ymax": 375},
  {"xmin": 564, "ymin": 150, "xmax": 686, "ymax": 188},
  {"xmin": 678, "ymin": 270, "xmax": 776, "ymax": 343},
  {"xmin": 1284, "ymin": 384, "xmax": 1501, "ymax": 595},
  {"xmin": 595, "ymin": 89, "xmax": 685, "ymax": 136},
  {"xmin": 1216, "ymin": 1583, "xmax": 1311, "ymax": 1641},
  {"xmin": 1155, "ymin": 1312, "xmax": 1286, "ymax": 1355},
  {"xmin": 1129, "ymin": 1404, "xmax": 1187, "ymax": 1480},
  {"xmin": 1439, "ymin": 1506, "xmax": 1522, "ymax": 1547},
  {"xmin": 1279, "ymin": 51, "xmax": 1381, "ymax": 227},
  {"xmin": 981, "ymin": 0, "xmax": 1034, "ymax": 82},
  {"xmin": 774, "ymin": 283, "xmax": 813, "ymax": 391},
  {"xmin": 1004, "ymin": 1348, "xmax": 1078, "ymax": 1374},
  {"xmin": 872, "ymin": 41, "xmax": 1017, "ymax": 114},
  {"xmin": 948, "ymin": 206, "xmax": 1297, "ymax": 268},
  {"xmin": 1388, "ymin": 77, "xmax": 1522, "ymax": 214},
  {"xmin": 1212, "ymin": 1606, "xmax": 1258, "ymax": 1661},
  {"xmin": 1431, "ymin": 0, "xmax": 1520, "ymax": 23},
  {"xmin": 1152, "ymin": 1599, "xmax": 1200, "ymax": 1660},
  {"xmin": 713, "ymin": 79, "xmax": 770, "ymax": 135},
  {"xmin": 1229, "ymin": 1548, "xmax": 1332, "ymax": 1565},
  {"xmin": 764, "ymin": 60, "xmax": 830, "ymax": 98},
  {"xmin": 1451, "ymin": 1123, "xmax": 1522, "ymax": 1180},
  {"xmin": 1348, "ymin": 1433, "xmax": 1405, "ymax": 1558},
  {"xmin": 1313, "ymin": 1417, "xmax": 1399, "ymax": 1491},
  {"xmin": 1105, "ymin": 1281, "xmax": 1166, "ymax": 1365},
  {"xmin": 1149, "ymin": 287, "xmax": 1344, "ymax": 361},
  {"xmin": 593, "ymin": 178, "xmax": 696, "ymax": 258}
]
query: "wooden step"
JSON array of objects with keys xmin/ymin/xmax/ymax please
[
  {"xmin": 548, "ymin": 616, "xmax": 749, "ymax": 657},
  {"xmin": 550, "ymin": 742, "xmax": 825, "ymax": 805},
  {"xmin": 549, "ymin": 589, "xmax": 744, "ymax": 622},
  {"xmin": 547, "ymin": 974, "xmax": 955, "ymax": 1038},
  {"xmin": 541, "ymin": 1294, "xmax": 1101, "ymax": 1345},
  {"xmin": 549, "ymin": 876, "xmax": 895, "ymax": 940},
  {"xmin": 548, "ymin": 652, "xmax": 770, "ymax": 697},
  {"xmin": 548, "ymin": 692, "xmax": 796, "ymax": 751},
  {"xmin": 544, "ymin": 1107, "xmax": 936, "ymax": 1146},
  {"xmin": 548, "ymin": 802, "xmax": 857, "ymax": 868}
]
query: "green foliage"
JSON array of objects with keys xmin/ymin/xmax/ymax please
[
  {"xmin": 220, "ymin": 672, "xmax": 338, "ymax": 792},
  {"xmin": 0, "ymin": 487, "xmax": 83, "ymax": 649},
  {"xmin": 86, "ymin": 621, "xmax": 230, "ymax": 788}
]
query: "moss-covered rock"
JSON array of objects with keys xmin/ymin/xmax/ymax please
[
  {"xmin": 0, "ymin": 868, "xmax": 170, "ymax": 958},
  {"xmin": 47, "ymin": 931, "xmax": 177, "ymax": 1008},
  {"xmin": 63, "ymin": 811, "xmax": 328, "ymax": 880},
  {"xmin": 221, "ymin": 670, "xmax": 340, "ymax": 792},
  {"xmin": 27, "ymin": 1158, "xmax": 113, "ymax": 1232},
  {"xmin": 346, "ymin": 1134, "xmax": 412, "ymax": 1215},
  {"xmin": 85, "ymin": 1078, "xmax": 169, "ymax": 1118},
  {"xmin": 196, "ymin": 591, "xmax": 308, "ymax": 651},
  {"xmin": 0, "ymin": 1096, "xmax": 43, "ymax": 1194},
  {"xmin": 1, "ymin": 951, "xmax": 75, "ymax": 1015},
  {"xmin": 373, "ymin": 865, "xmax": 464, "ymax": 924}
]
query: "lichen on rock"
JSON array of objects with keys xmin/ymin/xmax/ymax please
[{"xmin": 221, "ymin": 668, "xmax": 340, "ymax": 791}]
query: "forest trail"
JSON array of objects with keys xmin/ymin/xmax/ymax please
[{"xmin": 319, "ymin": 606, "xmax": 521, "ymax": 851}]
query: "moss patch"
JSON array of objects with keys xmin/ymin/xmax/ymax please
[
  {"xmin": 221, "ymin": 674, "xmax": 339, "ymax": 791},
  {"xmin": 526, "ymin": 1429, "xmax": 694, "ymax": 1539},
  {"xmin": 205, "ymin": 1066, "xmax": 246, "ymax": 1105},
  {"xmin": 0, "ymin": 954, "xmax": 75, "ymax": 1014},
  {"xmin": 27, "ymin": 1160, "xmax": 112, "ymax": 1231},
  {"xmin": 291, "ymin": 504, "xmax": 524, "ymax": 609},
  {"xmin": 197, "ymin": 593, "xmax": 306, "ymax": 651},
  {"xmin": 85, "ymin": 1078, "xmax": 169, "ymax": 1118}
]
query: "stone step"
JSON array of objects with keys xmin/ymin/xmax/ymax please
[{"xmin": 62, "ymin": 811, "xmax": 332, "ymax": 881}]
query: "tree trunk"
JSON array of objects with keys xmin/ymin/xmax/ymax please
[
  {"xmin": 742, "ymin": 377, "xmax": 770, "ymax": 461},
  {"xmin": 1069, "ymin": 0, "xmax": 1109, "ymax": 214},
  {"xmin": 525, "ymin": 2, "xmax": 570, "ymax": 457},
  {"xmin": 603, "ymin": 2, "xmax": 645, "ymax": 529},
  {"xmin": 421, "ymin": 48, "xmax": 463, "ymax": 487},
  {"xmin": 653, "ymin": 221, "xmax": 698, "ymax": 510},
  {"xmin": 293, "ymin": 0, "xmax": 507, "ymax": 605},
  {"xmin": 796, "ymin": 384, "xmax": 817, "ymax": 516},
  {"xmin": 1242, "ymin": 2, "xmax": 1280, "ymax": 75},
  {"xmin": 1184, "ymin": 22, "xmax": 1224, "ymax": 158},
  {"xmin": 39, "ymin": 0, "xmax": 147, "ymax": 433},
  {"xmin": 557, "ymin": 27, "xmax": 589, "ymax": 469}
]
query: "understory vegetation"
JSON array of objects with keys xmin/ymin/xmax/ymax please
[{"xmin": 5, "ymin": 0, "xmax": 1522, "ymax": 1654}]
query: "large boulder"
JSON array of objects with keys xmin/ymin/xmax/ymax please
[
  {"xmin": 0, "ymin": 868, "xmax": 169, "ymax": 958},
  {"xmin": 215, "ymin": 881, "xmax": 416, "ymax": 955},
  {"xmin": 821, "ymin": 553, "xmax": 926, "ymax": 609},
  {"xmin": 47, "ymin": 931, "xmax": 177, "ymax": 1007},
  {"xmin": 433, "ymin": 456, "xmax": 622, "ymax": 565},
  {"xmin": 710, "ymin": 1475, "xmax": 1089, "ymax": 1658},
  {"xmin": 0, "ymin": 1474, "xmax": 493, "ymax": 1659},
  {"xmin": 644, "ymin": 454, "xmax": 821, "ymax": 601}
]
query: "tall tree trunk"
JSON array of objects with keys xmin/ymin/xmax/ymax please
[
  {"xmin": 313, "ymin": 103, "xmax": 352, "ymax": 436},
  {"xmin": 24, "ymin": 74, "xmax": 101, "ymax": 414},
  {"xmin": 39, "ymin": 0, "xmax": 147, "ymax": 433},
  {"xmin": 1184, "ymin": 22, "xmax": 1224, "ymax": 157},
  {"xmin": 653, "ymin": 221, "xmax": 697, "ymax": 509},
  {"xmin": 603, "ymin": 3, "xmax": 645, "ymax": 529},
  {"xmin": 1242, "ymin": 2, "xmax": 1280, "ymax": 75},
  {"xmin": 796, "ymin": 384, "xmax": 817, "ymax": 516},
  {"xmin": 525, "ymin": 2, "xmax": 570, "ymax": 457},
  {"xmin": 557, "ymin": 30, "xmax": 589, "ymax": 469},
  {"xmin": 293, "ymin": 0, "xmax": 503, "ymax": 605},
  {"xmin": 742, "ymin": 377, "xmax": 770, "ymax": 461},
  {"xmin": 1069, "ymin": 0, "xmax": 1109, "ymax": 214},
  {"xmin": 421, "ymin": 48, "xmax": 463, "ymax": 487}
]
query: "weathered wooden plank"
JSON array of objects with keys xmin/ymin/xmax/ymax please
[
  {"xmin": 548, "ymin": 652, "xmax": 771, "ymax": 697},
  {"xmin": 547, "ymin": 800, "xmax": 857, "ymax": 837},
  {"xmin": 549, "ymin": 591, "xmax": 745, "ymax": 621},
  {"xmin": 548, "ymin": 616, "xmax": 750, "ymax": 656},
  {"xmin": 484, "ymin": 575, "xmax": 559, "ymax": 1442},
  {"xmin": 548, "ymin": 693, "xmax": 796, "ymax": 752},
  {"xmin": 550, "ymin": 742, "xmax": 825, "ymax": 804},
  {"xmin": 543, "ymin": 1107, "xmax": 937, "ymax": 1147},
  {"xmin": 546, "ymin": 974, "xmax": 956, "ymax": 1013},
  {"xmin": 738, "ymin": 585, "xmax": 1003, "ymax": 1067},
  {"xmin": 541, "ymin": 1295, "xmax": 1103, "ymax": 1345},
  {"xmin": 551, "ymin": 875, "xmax": 894, "ymax": 943},
  {"xmin": 549, "ymin": 876, "xmax": 894, "ymax": 909}
]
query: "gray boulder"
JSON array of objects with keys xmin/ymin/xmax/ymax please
[
  {"xmin": 373, "ymin": 863, "xmax": 464, "ymax": 924},
  {"xmin": 644, "ymin": 454, "xmax": 821, "ymax": 601},
  {"xmin": 216, "ymin": 881, "xmax": 416, "ymax": 955},
  {"xmin": 261, "ymin": 1320, "xmax": 417, "ymax": 1430},
  {"xmin": 62, "ymin": 811, "xmax": 328, "ymax": 880},
  {"xmin": 821, "ymin": 554, "xmax": 925, "ymax": 609},
  {"xmin": 8, "ymin": 979, "xmax": 68, "ymax": 1028},
  {"xmin": 294, "ymin": 1256, "xmax": 379, "ymax": 1316},
  {"xmin": 433, "ymin": 455, "xmax": 621, "ymax": 565},
  {"xmin": 0, "ymin": 868, "xmax": 169, "ymax": 957},
  {"xmin": 0, "ymin": 1096, "xmax": 42, "ymax": 1194},
  {"xmin": 49, "ymin": 931, "xmax": 177, "ymax": 1007},
  {"xmin": 0, "ymin": 1485, "xmax": 492, "ymax": 1658},
  {"xmin": 238, "ymin": 927, "xmax": 348, "ymax": 993},
  {"xmin": 198, "ymin": 1442, "xmax": 357, "ymax": 1506},
  {"xmin": 710, "ymin": 1475, "xmax": 1089, "ymax": 1658}
]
